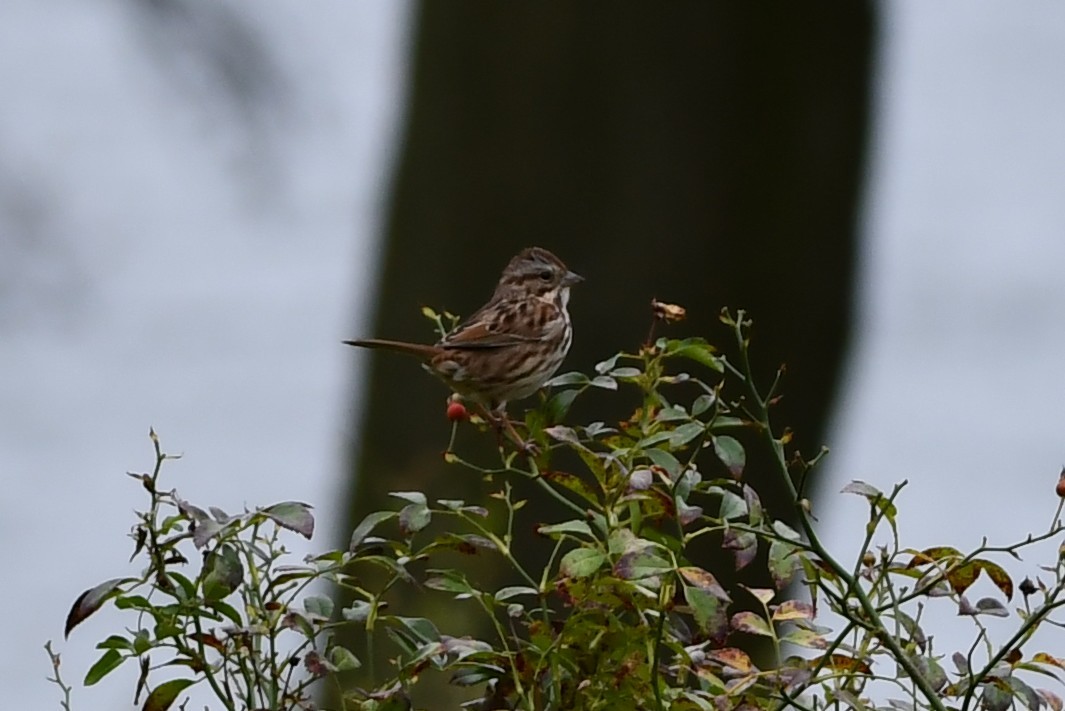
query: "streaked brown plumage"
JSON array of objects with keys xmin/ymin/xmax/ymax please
[{"xmin": 345, "ymin": 247, "xmax": 581, "ymax": 418}]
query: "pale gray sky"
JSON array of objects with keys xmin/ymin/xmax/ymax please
[{"xmin": 3, "ymin": 3, "xmax": 1064, "ymax": 708}]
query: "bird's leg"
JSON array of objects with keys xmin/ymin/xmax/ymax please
[{"xmin": 480, "ymin": 403, "xmax": 538, "ymax": 456}]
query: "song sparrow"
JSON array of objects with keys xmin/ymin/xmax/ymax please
[{"xmin": 345, "ymin": 247, "xmax": 582, "ymax": 438}]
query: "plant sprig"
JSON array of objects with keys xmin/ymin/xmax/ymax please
[{"xmin": 53, "ymin": 307, "xmax": 1065, "ymax": 711}]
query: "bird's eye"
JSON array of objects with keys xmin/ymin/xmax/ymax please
[{"xmin": 538, "ymin": 269, "xmax": 553, "ymax": 281}]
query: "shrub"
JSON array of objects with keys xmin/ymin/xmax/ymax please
[{"xmin": 54, "ymin": 308, "xmax": 1065, "ymax": 710}]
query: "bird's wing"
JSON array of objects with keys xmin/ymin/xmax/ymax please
[{"xmin": 440, "ymin": 299, "xmax": 548, "ymax": 349}]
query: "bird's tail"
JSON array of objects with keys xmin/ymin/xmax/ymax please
[{"xmin": 343, "ymin": 338, "xmax": 438, "ymax": 360}]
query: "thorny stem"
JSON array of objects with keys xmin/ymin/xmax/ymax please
[
  {"xmin": 961, "ymin": 590, "xmax": 1065, "ymax": 711},
  {"xmin": 526, "ymin": 459, "xmax": 588, "ymax": 519},
  {"xmin": 44, "ymin": 641, "xmax": 73, "ymax": 711},
  {"xmin": 725, "ymin": 311, "xmax": 950, "ymax": 711}
]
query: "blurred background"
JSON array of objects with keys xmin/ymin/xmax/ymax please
[{"xmin": 3, "ymin": 2, "xmax": 1065, "ymax": 708}]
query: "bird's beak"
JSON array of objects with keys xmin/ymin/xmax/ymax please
[{"xmin": 562, "ymin": 270, "xmax": 584, "ymax": 287}]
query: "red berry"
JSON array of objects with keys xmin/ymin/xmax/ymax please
[
  {"xmin": 1056, "ymin": 468, "xmax": 1065, "ymax": 498},
  {"xmin": 446, "ymin": 401, "xmax": 468, "ymax": 422}
]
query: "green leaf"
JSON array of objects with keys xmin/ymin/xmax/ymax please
[
  {"xmin": 1007, "ymin": 676, "xmax": 1043, "ymax": 711},
  {"xmin": 424, "ymin": 532, "xmax": 497, "ymax": 555},
  {"xmin": 132, "ymin": 629, "xmax": 152, "ymax": 655},
  {"xmin": 390, "ymin": 491, "xmax": 427, "ymax": 505},
  {"xmin": 495, "ymin": 586, "xmax": 539, "ymax": 601},
  {"xmin": 96, "ymin": 635, "xmax": 134, "ymax": 652},
  {"xmin": 907, "ymin": 654, "xmax": 948, "ymax": 692},
  {"xmin": 304, "ymin": 595, "xmax": 334, "ymax": 619},
  {"xmin": 771, "ymin": 520, "xmax": 802, "ymax": 541},
  {"xmin": 637, "ymin": 431, "xmax": 677, "ymax": 448},
  {"xmin": 669, "ymin": 421, "xmax": 706, "ymax": 449},
  {"xmin": 691, "ymin": 394, "xmax": 716, "ymax": 416},
  {"xmin": 201, "ymin": 545, "xmax": 243, "ymax": 601},
  {"xmin": 980, "ymin": 680, "xmax": 1012, "ymax": 711},
  {"xmin": 451, "ymin": 664, "xmax": 505, "ymax": 686},
  {"xmin": 712, "ymin": 436, "xmax": 745, "ymax": 479},
  {"xmin": 614, "ymin": 550, "xmax": 673, "ymax": 581},
  {"xmin": 594, "ymin": 354, "xmax": 621, "ymax": 374},
  {"xmin": 388, "ymin": 616, "xmax": 440, "ymax": 645},
  {"xmin": 209, "ymin": 600, "xmax": 243, "ymax": 627},
  {"xmin": 166, "ymin": 572, "xmax": 197, "ymax": 601},
  {"xmin": 537, "ymin": 520, "xmax": 593, "ymax": 538},
  {"xmin": 684, "ymin": 586, "xmax": 729, "ymax": 643},
  {"xmin": 84, "ymin": 648, "xmax": 123, "ymax": 686},
  {"xmin": 263, "ymin": 501, "xmax": 315, "ymax": 539},
  {"xmin": 589, "ymin": 375, "xmax": 618, "ymax": 390},
  {"xmin": 424, "ymin": 570, "xmax": 476, "ymax": 596},
  {"xmin": 645, "ymin": 448, "xmax": 682, "ymax": 479},
  {"xmin": 667, "ymin": 338, "xmax": 723, "ymax": 372},
  {"xmin": 349, "ymin": 510, "xmax": 396, "ymax": 550},
  {"xmin": 545, "ymin": 371, "xmax": 589, "ymax": 387},
  {"xmin": 329, "ymin": 645, "xmax": 362, "ymax": 671},
  {"xmin": 142, "ymin": 678, "xmax": 195, "ymax": 711},
  {"xmin": 655, "ymin": 405, "xmax": 690, "ymax": 422},
  {"xmin": 840, "ymin": 480, "xmax": 883, "ymax": 498},
  {"xmin": 768, "ymin": 539, "xmax": 802, "ymax": 589},
  {"xmin": 894, "ymin": 610, "xmax": 927, "ymax": 649},
  {"xmin": 544, "ymin": 425, "xmax": 580, "ymax": 445},
  {"xmin": 113, "ymin": 595, "xmax": 152, "ymax": 611},
  {"xmin": 65, "ymin": 578, "xmax": 133, "ymax": 638},
  {"xmin": 609, "ymin": 367, "xmax": 642, "ymax": 379},
  {"xmin": 399, "ymin": 502, "xmax": 431, "ymax": 535},
  {"xmin": 545, "ymin": 388, "xmax": 580, "ymax": 422},
  {"xmin": 716, "ymin": 489, "xmax": 748, "ymax": 521},
  {"xmin": 559, "ymin": 548, "xmax": 606, "ymax": 578},
  {"xmin": 343, "ymin": 600, "xmax": 373, "ymax": 622},
  {"xmin": 742, "ymin": 485, "xmax": 764, "ymax": 526}
]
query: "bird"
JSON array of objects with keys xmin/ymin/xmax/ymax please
[{"xmin": 345, "ymin": 247, "xmax": 582, "ymax": 448}]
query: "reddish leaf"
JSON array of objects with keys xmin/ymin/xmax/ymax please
[
  {"xmin": 263, "ymin": 502, "xmax": 314, "ymax": 539},
  {"xmin": 906, "ymin": 546, "xmax": 963, "ymax": 568},
  {"xmin": 1033, "ymin": 653, "xmax": 1065, "ymax": 671},
  {"xmin": 772, "ymin": 600, "xmax": 814, "ymax": 622},
  {"xmin": 678, "ymin": 567, "xmax": 731, "ymax": 601},
  {"xmin": 730, "ymin": 611, "xmax": 772, "ymax": 637},
  {"xmin": 722, "ymin": 529, "xmax": 758, "ymax": 570},
  {"xmin": 712, "ymin": 436, "xmax": 746, "ymax": 479},
  {"xmin": 541, "ymin": 469, "xmax": 600, "ymax": 505},
  {"xmin": 975, "ymin": 559, "xmax": 1014, "ymax": 600},
  {"xmin": 1037, "ymin": 689, "xmax": 1063, "ymax": 711},
  {"xmin": 810, "ymin": 654, "xmax": 872, "ymax": 675},
  {"xmin": 559, "ymin": 548, "xmax": 605, "ymax": 578},
  {"xmin": 768, "ymin": 539, "xmax": 802, "ymax": 589},
  {"xmin": 65, "ymin": 578, "xmax": 133, "ymax": 638},
  {"xmin": 707, "ymin": 648, "xmax": 754, "ymax": 674},
  {"xmin": 684, "ymin": 586, "xmax": 729, "ymax": 643}
]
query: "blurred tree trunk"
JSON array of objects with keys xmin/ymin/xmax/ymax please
[{"xmin": 343, "ymin": 1, "xmax": 874, "ymax": 700}]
